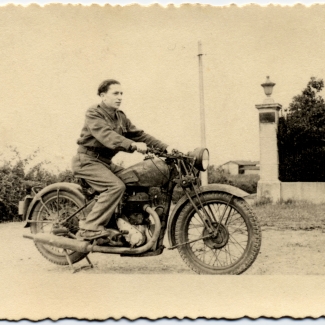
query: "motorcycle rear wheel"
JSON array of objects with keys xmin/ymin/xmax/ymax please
[
  {"xmin": 175, "ymin": 192, "xmax": 261, "ymax": 275},
  {"xmin": 30, "ymin": 191, "xmax": 88, "ymax": 265}
]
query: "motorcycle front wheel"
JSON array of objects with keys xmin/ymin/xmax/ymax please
[
  {"xmin": 30, "ymin": 191, "xmax": 88, "ymax": 265},
  {"xmin": 175, "ymin": 192, "xmax": 261, "ymax": 275}
]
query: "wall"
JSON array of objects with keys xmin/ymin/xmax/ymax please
[
  {"xmin": 222, "ymin": 162, "xmax": 239, "ymax": 175},
  {"xmin": 281, "ymin": 182, "xmax": 325, "ymax": 204}
]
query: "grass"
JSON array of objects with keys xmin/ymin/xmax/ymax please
[{"xmin": 253, "ymin": 199, "xmax": 325, "ymax": 230}]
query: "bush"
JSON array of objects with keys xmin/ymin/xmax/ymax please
[
  {"xmin": 168, "ymin": 166, "xmax": 259, "ymax": 204},
  {"xmin": 208, "ymin": 165, "xmax": 259, "ymax": 194},
  {"xmin": 0, "ymin": 160, "xmax": 28, "ymax": 222},
  {"xmin": 0, "ymin": 147, "xmax": 73, "ymax": 222}
]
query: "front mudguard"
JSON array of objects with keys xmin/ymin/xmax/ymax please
[
  {"xmin": 23, "ymin": 182, "xmax": 85, "ymax": 228},
  {"xmin": 167, "ymin": 183, "xmax": 249, "ymax": 247}
]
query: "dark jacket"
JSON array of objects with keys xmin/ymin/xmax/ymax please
[{"xmin": 77, "ymin": 102, "xmax": 167, "ymax": 159}]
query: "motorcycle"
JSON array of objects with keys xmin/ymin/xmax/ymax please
[{"xmin": 22, "ymin": 147, "xmax": 261, "ymax": 274}]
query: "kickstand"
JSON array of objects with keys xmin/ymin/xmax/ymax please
[{"xmin": 63, "ymin": 249, "xmax": 94, "ymax": 274}]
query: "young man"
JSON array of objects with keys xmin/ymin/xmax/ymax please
[{"xmin": 72, "ymin": 79, "xmax": 171, "ymax": 240}]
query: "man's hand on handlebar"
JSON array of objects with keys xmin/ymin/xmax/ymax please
[
  {"xmin": 166, "ymin": 145, "xmax": 179, "ymax": 154},
  {"xmin": 130, "ymin": 142, "xmax": 147, "ymax": 154},
  {"xmin": 130, "ymin": 143, "xmax": 179, "ymax": 156}
]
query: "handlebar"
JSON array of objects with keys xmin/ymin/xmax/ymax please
[
  {"xmin": 146, "ymin": 147, "xmax": 164, "ymax": 155},
  {"xmin": 131, "ymin": 144, "xmax": 190, "ymax": 159},
  {"xmin": 146, "ymin": 147, "xmax": 188, "ymax": 159}
]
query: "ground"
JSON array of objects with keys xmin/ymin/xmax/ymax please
[
  {"xmin": 2, "ymin": 222, "xmax": 325, "ymax": 275},
  {"xmin": 2, "ymin": 220, "xmax": 325, "ymax": 320}
]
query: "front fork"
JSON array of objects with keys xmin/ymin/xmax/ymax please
[
  {"xmin": 175, "ymin": 159, "xmax": 233, "ymax": 236},
  {"xmin": 168, "ymin": 186, "xmax": 233, "ymax": 250},
  {"xmin": 155, "ymin": 181, "xmax": 176, "ymax": 249}
]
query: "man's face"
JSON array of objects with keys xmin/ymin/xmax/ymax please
[{"xmin": 100, "ymin": 84, "xmax": 123, "ymax": 110}]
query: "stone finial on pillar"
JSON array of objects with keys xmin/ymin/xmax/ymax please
[{"xmin": 256, "ymin": 76, "xmax": 282, "ymax": 203}]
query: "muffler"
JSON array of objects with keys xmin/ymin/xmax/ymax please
[{"xmin": 23, "ymin": 233, "xmax": 90, "ymax": 253}]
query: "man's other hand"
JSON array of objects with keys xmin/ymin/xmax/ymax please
[
  {"xmin": 131, "ymin": 142, "xmax": 147, "ymax": 154},
  {"xmin": 166, "ymin": 146, "xmax": 179, "ymax": 154}
]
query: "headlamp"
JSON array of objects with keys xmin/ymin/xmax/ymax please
[{"xmin": 188, "ymin": 148, "xmax": 209, "ymax": 171}]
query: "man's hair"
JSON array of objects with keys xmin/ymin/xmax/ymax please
[{"xmin": 97, "ymin": 79, "xmax": 120, "ymax": 96}]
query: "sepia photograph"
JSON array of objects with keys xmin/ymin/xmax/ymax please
[{"xmin": 1, "ymin": 2, "xmax": 325, "ymax": 320}]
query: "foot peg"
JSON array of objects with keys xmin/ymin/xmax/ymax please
[{"xmin": 94, "ymin": 232, "xmax": 125, "ymax": 247}]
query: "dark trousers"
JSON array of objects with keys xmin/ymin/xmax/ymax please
[{"xmin": 71, "ymin": 153, "xmax": 125, "ymax": 231}]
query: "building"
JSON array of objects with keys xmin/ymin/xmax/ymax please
[{"xmin": 220, "ymin": 160, "xmax": 260, "ymax": 175}]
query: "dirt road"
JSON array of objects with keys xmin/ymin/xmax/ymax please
[
  {"xmin": 2, "ymin": 222, "xmax": 325, "ymax": 275},
  {"xmin": 2, "ymin": 222, "xmax": 325, "ymax": 320}
]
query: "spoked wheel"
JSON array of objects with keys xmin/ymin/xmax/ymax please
[
  {"xmin": 30, "ymin": 191, "xmax": 88, "ymax": 265},
  {"xmin": 175, "ymin": 192, "xmax": 261, "ymax": 275}
]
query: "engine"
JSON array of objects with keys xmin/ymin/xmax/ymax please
[{"xmin": 116, "ymin": 192, "xmax": 153, "ymax": 247}]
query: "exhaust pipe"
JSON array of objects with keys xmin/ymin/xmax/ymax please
[
  {"xmin": 89, "ymin": 204, "xmax": 161, "ymax": 254},
  {"xmin": 23, "ymin": 204, "xmax": 161, "ymax": 255}
]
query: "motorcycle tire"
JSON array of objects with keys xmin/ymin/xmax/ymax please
[
  {"xmin": 175, "ymin": 192, "xmax": 261, "ymax": 275},
  {"xmin": 30, "ymin": 191, "xmax": 88, "ymax": 265}
]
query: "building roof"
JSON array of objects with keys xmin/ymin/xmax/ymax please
[
  {"xmin": 241, "ymin": 165, "xmax": 260, "ymax": 170},
  {"xmin": 221, "ymin": 160, "xmax": 260, "ymax": 167}
]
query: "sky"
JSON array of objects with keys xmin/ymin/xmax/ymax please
[{"xmin": 1, "ymin": 3, "xmax": 325, "ymax": 172}]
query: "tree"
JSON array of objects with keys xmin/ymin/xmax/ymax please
[{"xmin": 278, "ymin": 77, "xmax": 325, "ymax": 181}]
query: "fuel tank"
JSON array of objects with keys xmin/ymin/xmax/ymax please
[{"xmin": 116, "ymin": 157, "xmax": 170, "ymax": 187}]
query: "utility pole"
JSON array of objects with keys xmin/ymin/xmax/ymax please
[{"xmin": 198, "ymin": 41, "xmax": 208, "ymax": 185}]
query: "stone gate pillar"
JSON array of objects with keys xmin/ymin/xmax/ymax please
[{"xmin": 255, "ymin": 76, "xmax": 282, "ymax": 203}]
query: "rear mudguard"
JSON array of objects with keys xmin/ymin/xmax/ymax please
[
  {"xmin": 167, "ymin": 183, "xmax": 249, "ymax": 247},
  {"xmin": 24, "ymin": 182, "xmax": 85, "ymax": 228}
]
